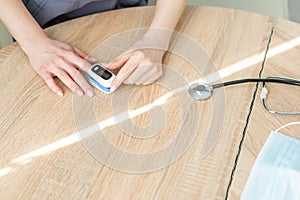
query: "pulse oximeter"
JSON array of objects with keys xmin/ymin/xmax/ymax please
[{"xmin": 88, "ymin": 64, "xmax": 115, "ymax": 94}]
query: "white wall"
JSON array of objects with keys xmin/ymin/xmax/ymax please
[
  {"xmin": 0, "ymin": 21, "xmax": 13, "ymax": 48},
  {"xmin": 187, "ymin": 0, "xmax": 289, "ymax": 19},
  {"xmin": 289, "ymin": 0, "xmax": 300, "ymax": 23}
]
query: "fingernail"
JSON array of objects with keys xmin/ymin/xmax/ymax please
[
  {"xmin": 76, "ymin": 89, "xmax": 84, "ymax": 97},
  {"xmin": 110, "ymin": 86, "xmax": 116, "ymax": 93},
  {"xmin": 86, "ymin": 89, "xmax": 94, "ymax": 97},
  {"xmin": 57, "ymin": 91, "xmax": 63, "ymax": 96}
]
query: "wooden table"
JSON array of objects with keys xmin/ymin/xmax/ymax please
[
  {"xmin": 229, "ymin": 19, "xmax": 300, "ymax": 199},
  {"xmin": 0, "ymin": 6, "xmax": 299, "ymax": 199}
]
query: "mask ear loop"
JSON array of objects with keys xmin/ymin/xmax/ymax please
[{"xmin": 275, "ymin": 121, "xmax": 300, "ymax": 133}]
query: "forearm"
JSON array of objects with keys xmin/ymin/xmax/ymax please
[
  {"xmin": 0, "ymin": 0, "xmax": 48, "ymax": 54},
  {"xmin": 150, "ymin": 0, "xmax": 186, "ymax": 30},
  {"xmin": 139, "ymin": 0, "xmax": 186, "ymax": 50}
]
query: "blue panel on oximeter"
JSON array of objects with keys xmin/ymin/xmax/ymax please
[
  {"xmin": 88, "ymin": 64, "xmax": 115, "ymax": 94},
  {"xmin": 88, "ymin": 75, "xmax": 111, "ymax": 92}
]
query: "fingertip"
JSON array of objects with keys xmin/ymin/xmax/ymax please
[
  {"xmin": 110, "ymin": 78, "xmax": 119, "ymax": 92},
  {"xmin": 56, "ymin": 90, "xmax": 64, "ymax": 97},
  {"xmin": 42, "ymin": 73, "xmax": 64, "ymax": 97},
  {"xmin": 107, "ymin": 54, "xmax": 131, "ymax": 70},
  {"xmin": 143, "ymin": 82, "xmax": 152, "ymax": 86},
  {"xmin": 110, "ymin": 85, "xmax": 116, "ymax": 93},
  {"xmin": 86, "ymin": 88, "xmax": 95, "ymax": 97},
  {"xmin": 110, "ymin": 81, "xmax": 116, "ymax": 89},
  {"xmin": 106, "ymin": 62, "xmax": 118, "ymax": 70},
  {"xmin": 75, "ymin": 89, "xmax": 84, "ymax": 97}
]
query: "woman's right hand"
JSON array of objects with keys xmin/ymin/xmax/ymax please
[
  {"xmin": 0, "ymin": 0, "xmax": 97, "ymax": 97},
  {"xmin": 25, "ymin": 38, "xmax": 97, "ymax": 97}
]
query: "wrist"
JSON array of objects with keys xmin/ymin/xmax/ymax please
[
  {"xmin": 132, "ymin": 28, "xmax": 173, "ymax": 51},
  {"xmin": 19, "ymin": 31, "xmax": 49, "ymax": 56}
]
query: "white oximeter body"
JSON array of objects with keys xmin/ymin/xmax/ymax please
[{"xmin": 88, "ymin": 64, "xmax": 115, "ymax": 94}]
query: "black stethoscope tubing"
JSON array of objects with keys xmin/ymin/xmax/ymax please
[{"xmin": 212, "ymin": 78, "xmax": 300, "ymax": 89}]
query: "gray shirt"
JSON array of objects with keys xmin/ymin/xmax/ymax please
[{"xmin": 22, "ymin": 0, "xmax": 146, "ymax": 27}]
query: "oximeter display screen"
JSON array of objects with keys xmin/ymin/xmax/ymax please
[{"xmin": 92, "ymin": 64, "xmax": 112, "ymax": 80}]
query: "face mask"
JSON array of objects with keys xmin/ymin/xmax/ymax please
[{"xmin": 241, "ymin": 122, "xmax": 300, "ymax": 200}]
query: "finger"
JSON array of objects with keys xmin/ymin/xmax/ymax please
[
  {"xmin": 106, "ymin": 53, "xmax": 132, "ymax": 70},
  {"xmin": 73, "ymin": 47, "xmax": 97, "ymax": 64},
  {"xmin": 142, "ymin": 72, "xmax": 163, "ymax": 85},
  {"xmin": 110, "ymin": 57, "xmax": 140, "ymax": 91},
  {"xmin": 135, "ymin": 65, "xmax": 163, "ymax": 85},
  {"xmin": 51, "ymin": 67, "xmax": 84, "ymax": 96},
  {"xmin": 63, "ymin": 51, "xmax": 92, "ymax": 73},
  {"xmin": 143, "ymin": 77, "xmax": 160, "ymax": 85},
  {"xmin": 60, "ymin": 62, "xmax": 95, "ymax": 97},
  {"xmin": 100, "ymin": 62, "xmax": 110, "ymax": 68},
  {"xmin": 40, "ymin": 72, "xmax": 64, "ymax": 96},
  {"xmin": 58, "ymin": 42, "xmax": 74, "ymax": 51},
  {"xmin": 123, "ymin": 64, "xmax": 152, "ymax": 84}
]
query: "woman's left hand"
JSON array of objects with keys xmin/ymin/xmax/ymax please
[
  {"xmin": 106, "ymin": 28, "xmax": 173, "ymax": 92},
  {"xmin": 106, "ymin": 47, "xmax": 165, "ymax": 92}
]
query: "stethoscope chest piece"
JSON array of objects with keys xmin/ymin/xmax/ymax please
[{"xmin": 188, "ymin": 82, "xmax": 213, "ymax": 101}]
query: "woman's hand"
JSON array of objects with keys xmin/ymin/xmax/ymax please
[
  {"xmin": 106, "ymin": 48, "xmax": 165, "ymax": 92},
  {"xmin": 26, "ymin": 38, "xmax": 96, "ymax": 97},
  {"xmin": 106, "ymin": 28, "xmax": 173, "ymax": 92}
]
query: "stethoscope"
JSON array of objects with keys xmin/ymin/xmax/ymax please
[{"xmin": 188, "ymin": 76, "xmax": 300, "ymax": 115}]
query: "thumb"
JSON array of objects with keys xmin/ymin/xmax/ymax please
[{"xmin": 106, "ymin": 53, "xmax": 131, "ymax": 70}]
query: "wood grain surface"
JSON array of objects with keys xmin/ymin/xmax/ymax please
[
  {"xmin": 0, "ymin": 6, "xmax": 275, "ymax": 199},
  {"xmin": 0, "ymin": 43, "xmax": 17, "ymax": 64},
  {"xmin": 229, "ymin": 19, "xmax": 300, "ymax": 199}
]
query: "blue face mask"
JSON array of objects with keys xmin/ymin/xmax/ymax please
[{"xmin": 241, "ymin": 122, "xmax": 300, "ymax": 200}]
